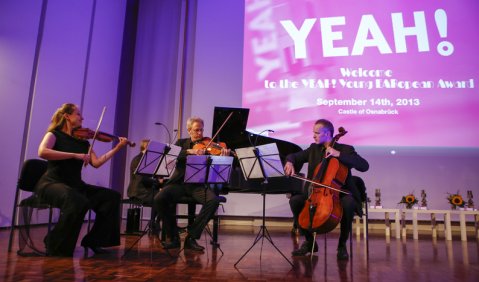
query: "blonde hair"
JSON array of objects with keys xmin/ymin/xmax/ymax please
[
  {"xmin": 140, "ymin": 139, "xmax": 150, "ymax": 152},
  {"xmin": 47, "ymin": 103, "xmax": 77, "ymax": 132},
  {"xmin": 186, "ymin": 116, "xmax": 204, "ymax": 130}
]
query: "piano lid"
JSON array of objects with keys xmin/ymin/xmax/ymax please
[
  {"xmin": 212, "ymin": 106, "xmax": 302, "ymax": 159},
  {"xmin": 212, "ymin": 107, "xmax": 250, "ymax": 149},
  {"xmin": 212, "ymin": 106, "xmax": 304, "ymax": 194}
]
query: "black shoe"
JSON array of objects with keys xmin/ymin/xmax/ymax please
[
  {"xmin": 337, "ymin": 245, "xmax": 349, "ymax": 260},
  {"xmin": 163, "ymin": 239, "xmax": 181, "ymax": 249},
  {"xmin": 184, "ymin": 236, "xmax": 204, "ymax": 252},
  {"xmin": 292, "ymin": 241, "xmax": 318, "ymax": 256}
]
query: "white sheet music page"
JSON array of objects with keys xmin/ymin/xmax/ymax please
[
  {"xmin": 235, "ymin": 147, "xmax": 263, "ymax": 179},
  {"xmin": 256, "ymin": 143, "xmax": 284, "ymax": 178},
  {"xmin": 156, "ymin": 143, "xmax": 181, "ymax": 178}
]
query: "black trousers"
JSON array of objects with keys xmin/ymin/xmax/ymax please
[
  {"xmin": 154, "ymin": 183, "xmax": 220, "ymax": 240},
  {"xmin": 290, "ymin": 191, "xmax": 356, "ymax": 247},
  {"xmin": 36, "ymin": 182, "xmax": 121, "ymax": 256}
]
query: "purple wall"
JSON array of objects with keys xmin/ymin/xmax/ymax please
[{"xmin": 0, "ymin": 0, "xmax": 126, "ymax": 227}]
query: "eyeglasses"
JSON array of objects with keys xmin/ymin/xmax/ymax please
[{"xmin": 191, "ymin": 128, "xmax": 204, "ymax": 132}]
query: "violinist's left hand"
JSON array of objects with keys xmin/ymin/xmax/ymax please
[
  {"xmin": 220, "ymin": 147, "xmax": 231, "ymax": 156},
  {"xmin": 325, "ymin": 147, "xmax": 340, "ymax": 158},
  {"xmin": 117, "ymin": 137, "xmax": 129, "ymax": 148}
]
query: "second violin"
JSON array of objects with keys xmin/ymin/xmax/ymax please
[{"xmin": 192, "ymin": 137, "xmax": 228, "ymax": 156}]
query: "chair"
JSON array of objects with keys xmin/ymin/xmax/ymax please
[
  {"xmin": 121, "ymin": 198, "xmax": 144, "ymax": 234},
  {"xmin": 121, "ymin": 197, "xmax": 159, "ymax": 235},
  {"xmin": 121, "ymin": 176, "xmax": 162, "ymax": 236},
  {"xmin": 175, "ymin": 194, "xmax": 227, "ymax": 247},
  {"xmin": 9, "ymin": 159, "xmax": 93, "ymax": 256},
  {"xmin": 8, "ymin": 159, "xmax": 51, "ymax": 255}
]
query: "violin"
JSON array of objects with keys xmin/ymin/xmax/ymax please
[
  {"xmin": 297, "ymin": 127, "xmax": 349, "ymax": 234},
  {"xmin": 191, "ymin": 111, "xmax": 236, "ymax": 156},
  {"xmin": 192, "ymin": 137, "xmax": 228, "ymax": 156},
  {"xmin": 72, "ymin": 127, "xmax": 136, "ymax": 147}
]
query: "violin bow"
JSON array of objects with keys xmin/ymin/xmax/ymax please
[
  {"xmin": 84, "ymin": 106, "xmax": 106, "ymax": 167},
  {"xmin": 290, "ymin": 174, "xmax": 350, "ymax": 195},
  {"xmin": 204, "ymin": 111, "xmax": 233, "ymax": 149}
]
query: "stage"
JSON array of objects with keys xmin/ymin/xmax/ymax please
[{"xmin": 1, "ymin": 221, "xmax": 478, "ymax": 281}]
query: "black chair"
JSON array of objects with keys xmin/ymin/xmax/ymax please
[
  {"xmin": 121, "ymin": 197, "xmax": 160, "ymax": 234},
  {"xmin": 175, "ymin": 194, "xmax": 227, "ymax": 247},
  {"xmin": 121, "ymin": 198, "xmax": 145, "ymax": 235},
  {"xmin": 8, "ymin": 159, "xmax": 51, "ymax": 255},
  {"xmin": 9, "ymin": 159, "xmax": 94, "ymax": 256},
  {"xmin": 121, "ymin": 176, "xmax": 162, "ymax": 236}
]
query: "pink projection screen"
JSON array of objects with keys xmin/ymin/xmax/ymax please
[{"xmin": 242, "ymin": 0, "xmax": 479, "ymax": 148}]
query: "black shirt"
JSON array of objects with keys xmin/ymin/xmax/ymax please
[{"xmin": 36, "ymin": 130, "xmax": 90, "ymax": 190}]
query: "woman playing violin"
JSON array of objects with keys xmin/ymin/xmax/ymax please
[
  {"xmin": 284, "ymin": 119, "xmax": 369, "ymax": 260},
  {"xmin": 35, "ymin": 103, "xmax": 128, "ymax": 256},
  {"xmin": 154, "ymin": 116, "xmax": 230, "ymax": 251}
]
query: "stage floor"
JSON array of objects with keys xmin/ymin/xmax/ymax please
[{"xmin": 1, "ymin": 222, "xmax": 478, "ymax": 281}]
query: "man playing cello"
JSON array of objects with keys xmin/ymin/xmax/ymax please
[{"xmin": 283, "ymin": 119, "xmax": 369, "ymax": 260}]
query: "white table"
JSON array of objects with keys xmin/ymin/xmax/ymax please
[
  {"xmin": 400, "ymin": 209, "xmax": 479, "ymax": 241},
  {"xmin": 362, "ymin": 208, "xmax": 401, "ymax": 239}
]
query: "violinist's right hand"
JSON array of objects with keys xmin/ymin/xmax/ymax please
[
  {"xmin": 76, "ymin": 153, "xmax": 90, "ymax": 166},
  {"xmin": 284, "ymin": 161, "xmax": 295, "ymax": 176},
  {"xmin": 220, "ymin": 147, "xmax": 231, "ymax": 156},
  {"xmin": 188, "ymin": 148, "xmax": 205, "ymax": 155}
]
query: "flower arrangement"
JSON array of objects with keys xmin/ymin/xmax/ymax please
[
  {"xmin": 447, "ymin": 192, "xmax": 465, "ymax": 209},
  {"xmin": 399, "ymin": 193, "xmax": 418, "ymax": 209}
]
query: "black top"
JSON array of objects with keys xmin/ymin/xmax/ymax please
[
  {"xmin": 286, "ymin": 142, "xmax": 369, "ymax": 203},
  {"xmin": 35, "ymin": 130, "xmax": 90, "ymax": 190}
]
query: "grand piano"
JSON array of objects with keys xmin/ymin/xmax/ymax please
[{"xmin": 212, "ymin": 107, "xmax": 304, "ymax": 194}]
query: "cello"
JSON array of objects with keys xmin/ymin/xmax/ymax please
[{"xmin": 297, "ymin": 127, "xmax": 349, "ymax": 234}]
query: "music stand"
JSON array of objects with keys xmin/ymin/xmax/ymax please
[
  {"xmin": 234, "ymin": 143, "xmax": 294, "ymax": 267},
  {"xmin": 122, "ymin": 141, "xmax": 180, "ymax": 258},
  {"xmin": 183, "ymin": 155, "xmax": 233, "ymax": 253}
]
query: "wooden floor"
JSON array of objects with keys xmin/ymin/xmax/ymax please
[{"xmin": 1, "ymin": 221, "xmax": 478, "ymax": 281}]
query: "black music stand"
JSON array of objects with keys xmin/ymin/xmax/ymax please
[
  {"xmin": 234, "ymin": 143, "xmax": 294, "ymax": 267},
  {"xmin": 122, "ymin": 141, "xmax": 180, "ymax": 258},
  {"xmin": 183, "ymin": 155, "xmax": 234, "ymax": 254}
]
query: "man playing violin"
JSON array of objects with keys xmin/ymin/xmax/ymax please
[
  {"xmin": 283, "ymin": 119, "xmax": 369, "ymax": 260},
  {"xmin": 35, "ymin": 103, "xmax": 129, "ymax": 256},
  {"xmin": 154, "ymin": 117, "xmax": 230, "ymax": 251}
]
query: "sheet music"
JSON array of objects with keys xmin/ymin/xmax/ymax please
[
  {"xmin": 235, "ymin": 143, "xmax": 284, "ymax": 180},
  {"xmin": 156, "ymin": 143, "xmax": 180, "ymax": 177},
  {"xmin": 134, "ymin": 141, "xmax": 180, "ymax": 178},
  {"xmin": 235, "ymin": 147, "xmax": 262, "ymax": 179},
  {"xmin": 184, "ymin": 155, "xmax": 234, "ymax": 184},
  {"xmin": 257, "ymin": 143, "xmax": 284, "ymax": 178}
]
